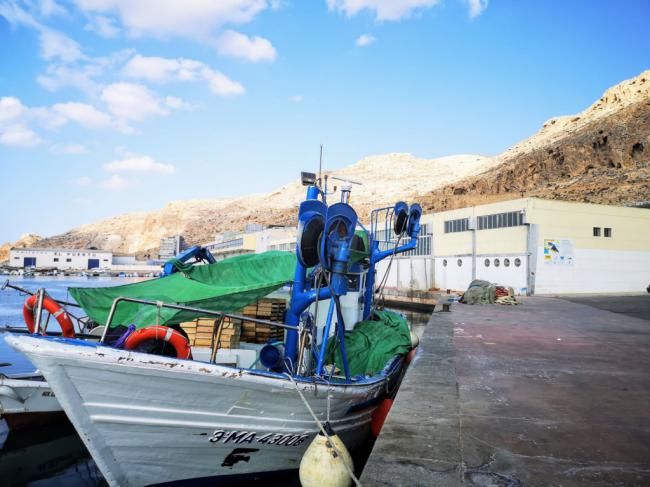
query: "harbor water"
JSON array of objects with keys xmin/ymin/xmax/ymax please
[{"xmin": 0, "ymin": 276, "xmax": 430, "ymax": 486}]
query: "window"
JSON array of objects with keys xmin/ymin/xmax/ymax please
[
  {"xmin": 66, "ymin": 258, "xmax": 72, "ymax": 262},
  {"xmin": 444, "ymin": 218, "xmax": 469, "ymax": 233},
  {"xmin": 442, "ymin": 259, "xmax": 447, "ymax": 267},
  {"xmin": 593, "ymin": 227, "xmax": 601, "ymax": 237},
  {"xmin": 604, "ymin": 228, "xmax": 612, "ymax": 237},
  {"xmin": 484, "ymin": 258, "xmax": 490, "ymax": 267},
  {"xmin": 53, "ymin": 258, "xmax": 59, "ymax": 262},
  {"xmin": 103, "ymin": 258, "xmax": 109, "ymax": 261},
  {"xmin": 457, "ymin": 259, "xmax": 463, "ymax": 267},
  {"xmin": 504, "ymin": 258, "xmax": 510, "ymax": 267},
  {"xmin": 514, "ymin": 258, "xmax": 521, "ymax": 267},
  {"xmin": 494, "ymin": 258, "xmax": 500, "ymax": 267},
  {"xmin": 477, "ymin": 211, "xmax": 524, "ymax": 230}
]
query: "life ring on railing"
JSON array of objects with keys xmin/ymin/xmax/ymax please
[
  {"xmin": 123, "ymin": 325, "xmax": 192, "ymax": 359},
  {"xmin": 23, "ymin": 295, "xmax": 75, "ymax": 338}
]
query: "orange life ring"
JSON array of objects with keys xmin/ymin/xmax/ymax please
[
  {"xmin": 123, "ymin": 325, "xmax": 192, "ymax": 359},
  {"xmin": 23, "ymin": 295, "xmax": 75, "ymax": 338},
  {"xmin": 370, "ymin": 398, "xmax": 394, "ymax": 437}
]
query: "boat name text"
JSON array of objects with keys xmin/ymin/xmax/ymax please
[{"xmin": 208, "ymin": 430, "xmax": 309, "ymax": 447}]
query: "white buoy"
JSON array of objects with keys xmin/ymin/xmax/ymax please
[
  {"xmin": 299, "ymin": 423, "xmax": 354, "ymax": 487},
  {"xmin": 410, "ymin": 330, "xmax": 419, "ymax": 348}
]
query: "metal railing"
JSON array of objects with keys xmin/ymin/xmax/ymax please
[{"xmin": 99, "ymin": 297, "xmax": 298, "ymax": 364}]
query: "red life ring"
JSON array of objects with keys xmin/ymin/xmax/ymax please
[
  {"xmin": 23, "ymin": 295, "xmax": 75, "ymax": 338},
  {"xmin": 123, "ymin": 325, "xmax": 192, "ymax": 359}
]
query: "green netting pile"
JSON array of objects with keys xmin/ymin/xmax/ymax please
[
  {"xmin": 325, "ymin": 309, "xmax": 412, "ymax": 377},
  {"xmin": 69, "ymin": 251, "xmax": 297, "ymax": 329}
]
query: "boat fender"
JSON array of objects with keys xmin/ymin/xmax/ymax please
[
  {"xmin": 123, "ymin": 325, "xmax": 192, "ymax": 359},
  {"xmin": 299, "ymin": 422, "xmax": 354, "ymax": 487},
  {"xmin": 23, "ymin": 295, "xmax": 75, "ymax": 338},
  {"xmin": 410, "ymin": 330, "xmax": 419, "ymax": 348},
  {"xmin": 259, "ymin": 341, "xmax": 285, "ymax": 370},
  {"xmin": 405, "ymin": 347, "xmax": 417, "ymax": 365},
  {"xmin": 370, "ymin": 398, "xmax": 394, "ymax": 437}
]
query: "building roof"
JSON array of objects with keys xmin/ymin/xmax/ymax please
[{"xmin": 9, "ymin": 247, "xmax": 112, "ymax": 253}]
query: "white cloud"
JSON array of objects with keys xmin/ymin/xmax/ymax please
[
  {"xmin": 98, "ymin": 174, "xmax": 131, "ymax": 191},
  {"xmin": 356, "ymin": 34, "xmax": 376, "ymax": 46},
  {"xmin": 39, "ymin": 29, "xmax": 85, "ymax": 63},
  {"xmin": 52, "ymin": 102, "xmax": 115, "ymax": 129},
  {"xmin": 122, "ymin": 54, "xmax": 245, "ymax": 96},
  {"xmin": 466, "ymin": 0, "xmax": 488, "ymax": 19},
  {"xmin": 73, "ymin": 0, "xmax": 269, "ymax": 39},
  {"xmin": 52, "ymin": 143, "xmax": 88, "ymax": 155},
  {"xmin": 289, "ymin": 95, "xmax": 303, "ymax": 103},
  {"xmin": 100, "ymin": 82, "xmax": 168, "ymax": 121},
  {"xmin": 0, "ymin": 97, "xmax": 27, "ymax": 124},
  {"xmin": 37, "ymin": 49, "xmax": 134, "ymax": 95},
  {"xmin": 84, "ymin": 14, "xmax": 120, "ymax": 37},
  {"xmin": 40, "ymin": 0, "xmax": 67, "ymax": 17},
  {"xmin": 164, "ymin": 96, "xmax": 192, "ymax": 110},
  {"xmin": 327, "ymin": 0, "xmax": 441, "ymax": 21},
  {"xmin": 104, "ymin": 155, "xmax": 176, "ymax": 175},
  {"xmin": 216, "ymin": 30, "xmax": 276, "ymax": 62},
  {"xmin": 0, "ymin": 124, "xmax": 42, "ymax": 147},
  {"xmin": 207, "ymin": 71, "xmax": 245, "ymax": 96}
]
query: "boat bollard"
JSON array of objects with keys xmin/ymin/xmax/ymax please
[{"xmin": 299, "ymin": 422, "xmax": 354, "ymax": 487}]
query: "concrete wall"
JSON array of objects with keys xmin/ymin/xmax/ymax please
[{"xmin": 528, "ymin": 199, "xmax": 650, "ymax": 294}]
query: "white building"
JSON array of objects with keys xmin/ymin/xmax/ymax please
[
  {"xmin": 159, "ymin": 235, "xmax": 186, "ymax": 260},
  {"xmin": 205, "ymin": 226, "xmax": 297, "ymax": 260},
  {"xmin": 9, "ymin": 248, "xmax": 112, "ymax": 270},
  {"xmin": 377, "ymin": 198, "xmax": 650, "ymax": 295}
]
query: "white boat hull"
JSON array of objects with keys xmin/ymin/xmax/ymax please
[
  {"xmin": 0, "ymin": 375, "xmax": 65, "ymax": 430},
  {"xmin": 6, "ymin": 335, "xmax": 404, "ymax": 486}
]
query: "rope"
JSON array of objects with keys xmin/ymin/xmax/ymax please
[{"xmin": 284, "ymin": 373, "xmax": 362, "ymax": 487}]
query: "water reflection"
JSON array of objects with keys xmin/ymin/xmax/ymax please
[{"xmin": 0, "ymin": 420, "xmax": 104, "ymax": 486}]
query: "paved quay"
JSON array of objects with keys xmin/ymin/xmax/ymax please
[{"xmin": 361, "ymin": 296, "xmax": 650, "ymax": 486}]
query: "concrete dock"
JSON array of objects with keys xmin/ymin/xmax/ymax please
[{"xmin": 362, "ymin": 296, "xmax": 650, "ymax": 486}]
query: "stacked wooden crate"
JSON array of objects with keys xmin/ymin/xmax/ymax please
[
  {"xmin": 180, "ymin": 317, "xmax": 242, "ymax": 349},
  {"xmin": 240, "ymin": 298, "xmax": 286, "ymax": 344}
]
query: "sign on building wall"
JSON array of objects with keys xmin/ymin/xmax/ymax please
[{"xmin": 543, "ymin": 238, "xmax": 574, "ymax": 265}]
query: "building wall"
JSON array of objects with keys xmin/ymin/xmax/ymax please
[
  {"xmin": 528, "ymin": 199, "xmax": 650, "ymax": 294},
  {"xmin": 9, "ymin": 248, "xmax": 112, "ymax": 270}
]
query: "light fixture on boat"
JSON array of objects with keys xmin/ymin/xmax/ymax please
[{"xmin": 301, "ymin": 171, "xmax": 317, "ymax": 186}]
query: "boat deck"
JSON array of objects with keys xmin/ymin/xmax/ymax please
[{"xmin": 361, "ymin": 295, "xmax": 650, "ymax": 486}]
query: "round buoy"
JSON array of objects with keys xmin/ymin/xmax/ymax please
[
  {"xmin": 410, "ymin": 330, "xmax": 419, "ymax": 348},
  {"xmin": 370, "ymin": 398, "xmax": 393, "ymax": 437},
  {"xmin": 299, "ymin": 422, "xmax": 354, "ymax": 487}
]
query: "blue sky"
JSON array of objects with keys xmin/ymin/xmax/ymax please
[{"xmin": 1, "ymin": 0, "xmax": 649, "ymax": 243}]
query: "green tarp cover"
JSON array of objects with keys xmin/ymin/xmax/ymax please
[
  {"xmin": 325, "ymin": 309, "xmax": 412, "ymax": 377},
  {"xmin": 69, "ymin": 251, "xmax": 297, "ymax": 329}
]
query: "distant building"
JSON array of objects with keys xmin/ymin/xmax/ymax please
[
  {"xmin": 159, "ymin": 235, "xmax": 186, "ymax": 260},
  {"xmin": 205, "ymin": 226, "xmax": 297, "ymax": 260},
  {"xmin": 9, "ymin": 248, "xmax": 112, "ymax": 270}
]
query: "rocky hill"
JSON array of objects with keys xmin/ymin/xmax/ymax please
[
  {"xmin": 0, "ymin": 234, "xmax": 42, "ymax": 262},
  {"xmin": 11, "ymin": 70, "xmax": 650, "ymax": 257}
]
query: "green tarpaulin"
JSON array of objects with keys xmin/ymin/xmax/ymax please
[
  {"xmin": 69, "ymin": 251, "xmax": 297, "ymax": 329},
  {"xmin": 325, "ymin": 309, "xmax": 412, "ymax": 377}
]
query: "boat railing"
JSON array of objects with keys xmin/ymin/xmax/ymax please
[{"xmin": 100, "ymin": 297, "xmax": 299, "ymax": 364}]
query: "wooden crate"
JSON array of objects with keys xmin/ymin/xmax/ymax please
[
  {"xmin": 180, "ymin": 317, "xmax": 241, "ymax": 349},
  {"xmin": 240, "ymin": 298, "xmax": 286, "ymax": 344}
]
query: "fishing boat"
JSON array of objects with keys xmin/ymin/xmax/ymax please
[{"xmin": 6, "ymin": 173, "xmax": 423, "ymax": 486}]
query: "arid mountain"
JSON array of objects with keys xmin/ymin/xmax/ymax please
[
  {"xmin": 17, "ymin": 70, "xmax": 650, "ymax": 257},
  {"xmin": 0, "ymin": 234, "xmax": 42, "ymax": 262}
]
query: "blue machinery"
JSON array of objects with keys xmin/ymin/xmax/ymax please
[{"xmin": 282, "ymin": 177, "xmax": 422, "ymax": 381}]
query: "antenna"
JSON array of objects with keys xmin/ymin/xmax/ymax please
[{"xmin": 318, "ymin": 144, "xmax": 323, "ymax": 188}]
